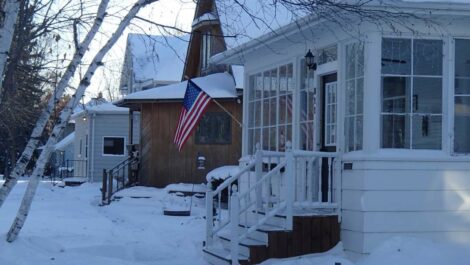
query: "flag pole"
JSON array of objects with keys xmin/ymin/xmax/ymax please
[{"xmin": 212, "ymin": 98, "xmax": 243, "ymax": 127}]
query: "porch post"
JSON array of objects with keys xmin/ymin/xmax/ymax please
[
  {"xmin": 285, "ymin": 142, "xmax": 294, "ymax": 230},
  {"xmin": 363, "ymin": 33, "xmax": 382, "ymax": 152},
  {"xmin": 254, "ymin": 143, "xmax": 263, "ymax": 210}
]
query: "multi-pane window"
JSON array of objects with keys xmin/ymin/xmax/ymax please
[
  {"xmin": 299, "ymin": 60, "xmax": 315, "ymax": 151},
  {"xmin": 324, "ymin": 82, "xmax": 338, "ymax": 146},
  {"xmin": 345, "ymin": 42, "xmax": 364, "ymax": 152},
  {"xmin": 196, "ymin": 112, "xmax": 231, "ymax": 144},
  {"xmin": 247, "ymin": 63, "xmax": 293, "ymax": 153},
  {"xmin": 381, "ymin": 38, "xmax": 443, "ymax": 149},
  {"xmin": 454, "ymin": 39, "xmax": 470, "ymax": 153},
  {"xmin": 103, "ymin": 137, "xmax": 125, "ymax": 156}
]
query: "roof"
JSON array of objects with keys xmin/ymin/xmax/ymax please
[
  {"xmin": 117, "ymin": 72, "xmax": 237, "ymax": 104},
  {"xmin": 127, "ymin": 33, "xmax": 189, "ymax": 83},
  {"xmin": 212, "ymin": 0, "xmax": 470, "ymax": 65},
  {"xmin": 54, "ymin": 132, "xmax": 75, "ymax": 151},
  {"xmin": 71, "ymin": 101, "xmax": 129, "ymax": 119}
]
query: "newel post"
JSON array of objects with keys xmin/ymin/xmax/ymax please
[
  {"xmin": 285, "ymin": 141, "xmax": 294, "ymax": 230},
  {"xmin": 101, "ymin": 169, "xmax": 107, "ymax": 205},
  {"xmin": 230, "ymin": 184, "xmax": 240, "ymax": 265},
  {"xmin": 107, "ymin": 169, "xmax": 113, "ymax": 204},
  {"xmin": 254, "ymin": 143, "xmax": 263, "ymax": 210},
  {"xmin": 205, "ymin": 186, "xmax": 214, "ymax": 247}
]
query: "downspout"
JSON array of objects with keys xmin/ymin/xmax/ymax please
[{"xmin": 90, "ymin": 113, "xmax": 96, "ymax": 182}]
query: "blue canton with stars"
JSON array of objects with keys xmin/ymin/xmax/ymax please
[{"xmin": 183, "ymin": 80, "xmax": 203, "ymax": 111}]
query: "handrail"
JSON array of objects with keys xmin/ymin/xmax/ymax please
[
  {"xmin": 205, "ymin": 144, "xmax": 342, "ymax": 264},
  {"xmin": 212, "ymin": 160, "xmax": 255, "ymax": 195},
  {"xmin": 101, "ymin": 156, "xmax": 138, "ymax": 205}
]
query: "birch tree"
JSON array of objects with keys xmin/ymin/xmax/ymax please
[
  {"xmin": 0, "ymin": 0, "xmax": 110, "ymax": 209},
  {"xmin": 6, "ymin": 0, "xmax": 157, "ymax": 242},
  {"xmin": 0, "ymin": 0, "xmax": 22, "ymax": 104}
]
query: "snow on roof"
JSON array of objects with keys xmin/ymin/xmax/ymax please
[
  {"xmin": 192, "ymin": 12, "xmax": 219, "ymax": 27},
  {"xmin": 127, "ymin": 33, "xmax": 189, "ymax": 83},
  {"xmin": 231, "ymin": 65, "xmax": 244, "ymax": 89},
  {"xmin": 54, "ymin": 132, "xmax": 75, "ymax": 151},
  {"xmin": 121, "ymin": 72, "xmax": 237, "ymax": 101},
  {"xmin": 71, "ymin": 101, "xmax": 129, "ymax": 119}
]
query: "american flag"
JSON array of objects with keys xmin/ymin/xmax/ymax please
[{"xmin": 173, "ymin": 80, "xmax": 212, "ymax": 151}]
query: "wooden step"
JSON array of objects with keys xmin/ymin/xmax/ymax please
[{"xmin": 203, "ymin": 246, "xmax": 249, "ymax": 265}]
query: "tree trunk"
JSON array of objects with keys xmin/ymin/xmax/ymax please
[
  {"xmin": 0, "ymin": 0, "xmax": 110, "ymax": 209},
  {"xmin": 6, "ymin": 0, "xmax": 156, "ymax": 242},
  {"xmin": 0, "ymin": 0, "xmax": 21, "ymax": 104}
]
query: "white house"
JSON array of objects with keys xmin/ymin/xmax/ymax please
[
  {"xmin": 202, "ymin": 1, "xmax": 470, "ymax": 264},
  {"xmin": 70, "ymin": 98, "xmax": 139, "ymax": 182}
]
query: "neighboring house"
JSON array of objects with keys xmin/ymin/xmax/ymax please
[
  {"xmin": 119, "ymin": 33, "xmax": 189, "ymax": 95},
  {"xmin": 201, "ymin": 1, "xmax": 470, "ymax": 264},
  {"xmin": 115, "ymin": 0, "xmax": 244, "ymax": 187},
  {"xmin": 51, "ymin": 131, "xmax": 75, "ymax": 178},
  {"xmin": 71, "ymin": 97, "xmax": 139, "ymax": 182}
]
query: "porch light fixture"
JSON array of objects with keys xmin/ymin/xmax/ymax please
[{"xmin": 305, "ymin": 49, "xmax": 317, "ymax": 70}]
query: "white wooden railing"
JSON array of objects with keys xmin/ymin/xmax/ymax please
[{"xmin": 205, "ymin": 143, "xmax": 341, "ymax": 264}]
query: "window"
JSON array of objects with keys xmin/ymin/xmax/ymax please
[
  {"xmin": 345, "ymin": 42, "xmax": 364, "ymax": 152},
  {"xmin": 201, "ymin": 32, "xmax": 211, "ymax": 70},
  {"xmin": 454, "ymin": 39, "xmax": 470, "ymax": 153},
  {"xmin": 196, "ymin": 112, "xmax": 231, "ymax": 144},
  {"xmin": 317, "ymin": 45, "xmax": 337, "ymax": 65},
  {"xmin": 247, "ymin": 63, "xmax": 293, "ymax": 153},
  {"xmin": 103, "ymin": 137, "xmax": 125, "ymax": 156},
  {"xmin": 381, "ymin": 38, "xmax": 443, "ymax": 149},
  {"xmin": 299, "ymin": 60, "xmax": 316, "ymax": 151}
]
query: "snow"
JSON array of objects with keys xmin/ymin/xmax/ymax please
[
  {"xmin": 192, "ymin": 12, "xmax": 219, "ymax": 27},
  {"xmin": 1, "ymin": 179, "xmax": 470, "ymax": 265},
  {"xmin": 0, "ymin": 180, "xmax": 208, "ymax": 265},
  {"xmin": 127, "ymin": 33, "xmax": 189, "ymax": 83},
  {"xmin": 205, "ymin": 165, "xmax": 240, "ymax": 182},
  {"xmin": 121, "ymin": 72, "xmax": 237, "ymax": 101},
  {"xmin": 71, "ymin": 102, "xmax": 129, "ymax": 119},
  {"xmin": 54, "ymin": 132, "xmax": 75, "ymax": 151}
]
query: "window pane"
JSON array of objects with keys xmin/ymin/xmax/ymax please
[
  {"xmin": 269, "ymin": 97, "xmax": 277, "ymax": 125},
  {"xmin": 345, "ymin": 117, "xmax": 354, "ymax": 152},
  {"xmin": 454, "ymin": 96, "xmax": 470, "ymax": 153},
  {"xmin": 382, "ymin": 38, "xmax": 411, "ymax": 75},
  {"xmin": 279, "ymin": 95, "xmax": 286, "ymax": 124},
  {"xmin": 382, "ymin": 114, "xmax": 409, "ymax": 148},
  {"xmin": 413, "ymin": 39, "xmax": 442, "ymax": 76},
  {"xmin": 195, "ymin": 112, "xmax": 232, "ymax": 144},
  {"xmin": 278, "ymin": 126, "xmax": 287, "ymax": 151},
  {"xmin": 455, "ymin": 78, "xmax": 470, "ymax": 95},
  {"xmin": 254, "ymin": 101, "xmax": 261, "ymax": 127},
  {"xmin": 286, "ymin": 94, "xmax": 293, "ymax": 124},
  {"xmin": 262, "ymin": 128, "xmax": 269, "ymax": 150},
  {"xmin": 255, "ymin": 74, "xmax": 263, "ymax": 99},
  {"xmin": 248, "ymin": 129, "xmax": 254, "ymax": 154},
  {"xmin": 357, "ymin": 78, "xmax": 364, "ymax": 115},
  {"xmin": 346, "ymin": 44, "xmax": 356, "ymax": 80},
  {"xmin": 263, "ymin": 71, "xmax": 272, "ymax": 97},
  {"xmin": 346, "ymin": 80, "xmax": 355, "ymax": 115},
  {"xmin": 357, "ymin": 43, "xmax": 364, "ymax": 77},
  {"xmin": 382, "ymin": 77, "xmax": 410, "ymax": 113},
  {"xmin": 355, "ymin": 116, "xmax": 363, "ymax": 150},
  {"xmin": 248, "ymin": 101, "xmax": 255, "ymax": 127},
  {"xmin": 103, "ymin": 137, "xmax": 124, "ymax": 155},
  {"xmin": 455, "ymin": 39, "xmax": 470, "ymax": 78},
  {"xmin": 263, "ymin": 98, "xmax": 270, "ymax": 127},
  {"xmin": 279, "ymin": 65, "xmax": 287, "ymax": 95},
  {"xmin": 249, "ymin": 76, "xmax": 255, "ymax": 101},
  {"xmin": 269, "ymin": 127, "xmax": 277, "ymax": 151},
  {"xmin": 411, "ymin": 115, "xmax": 441, "ymax": 149},
  {"xmin": 413, "ymin": 77, "xmax": 442, "ymax": 114}
]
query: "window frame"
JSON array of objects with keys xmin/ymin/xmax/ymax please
[
  {"xmin": 102, "ymin": 136, "xmax": 126, "ymax": 157},
  {"xmin": 380, "ymin": 36, "xmax": 445, "ymax": 150}
]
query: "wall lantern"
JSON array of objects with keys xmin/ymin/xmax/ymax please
[
  {"xmin": 197, "ymin": 152, "xmax": 206, "ymax": 170},
  {"xmin": 305, "ymin": 49, "xmax": 317, "ymax": 71}
]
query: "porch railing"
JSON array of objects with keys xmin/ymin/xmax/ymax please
[
  {"xmin": 101, "ymin": 156, "xmax": 138, "ymax": 205},
  {"xmin": 205, "ymin": 142, "xmax": 341, "ymax": 264}
]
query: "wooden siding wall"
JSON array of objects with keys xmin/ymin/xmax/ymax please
[{"xmin": 140, "ymin": 101, "xmax": 242, "ymax": 187}]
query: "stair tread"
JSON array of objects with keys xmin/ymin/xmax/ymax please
[
  {"xmin": 217, "ymin": 230, "xmax": 267, "ymax": 246},
  {"xmin": 203, "ymin": 246, "xmax": 249, "ymax": 261},
  {"xmin": 239, "ymin": 221, "xmax": 286, "ymax": 232}
]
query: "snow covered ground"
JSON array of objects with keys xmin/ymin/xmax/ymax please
[{"xmin": 1, "ymin": 180, "xmax": 470, "ymax": 265}]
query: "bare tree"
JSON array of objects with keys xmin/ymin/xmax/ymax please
[
  {"xmin": 6, "ymin": 0, "xmax": 157, "ymax": 242},
  {"xmin": 0, "ymin": 0, "xmax": 110, "ymax": 209},
  {"xmin": 0, "ymin": 0, "xmax": 22, "ymax": 104}
]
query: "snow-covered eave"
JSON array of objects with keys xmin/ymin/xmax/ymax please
[
  {"xmin": 115, "ymin": 96, "xmax": 238, "ymax": 108},
  {"xmin": 211, "ymin": 0, "xmax": 470, "ymax": 65}
]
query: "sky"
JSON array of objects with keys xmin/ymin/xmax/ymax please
[{"xmin": 71, "ymin": 0, "xmax": 196, "ymax": 101}]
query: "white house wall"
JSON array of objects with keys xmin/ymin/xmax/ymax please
[{"xmin": 237, "ymin": 10, "xmax": 470, "ymax": 260}]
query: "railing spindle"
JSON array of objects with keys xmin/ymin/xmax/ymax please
[{"xmin": 328, "ymin": 157, "xmax": 332, "ymax": 203}]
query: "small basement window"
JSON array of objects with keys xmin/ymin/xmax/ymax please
[
  {"xmin": 103, "ymin": 137, "xmax": 125, "ymax": 156},
  {"xmin": 196, "ymin": 112, "xmax": 231, "ymax": 144}
]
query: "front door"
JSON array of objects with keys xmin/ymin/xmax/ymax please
[{"xmin": 320, "ymin": 73, "xmax": 337, "ymax": 202}]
